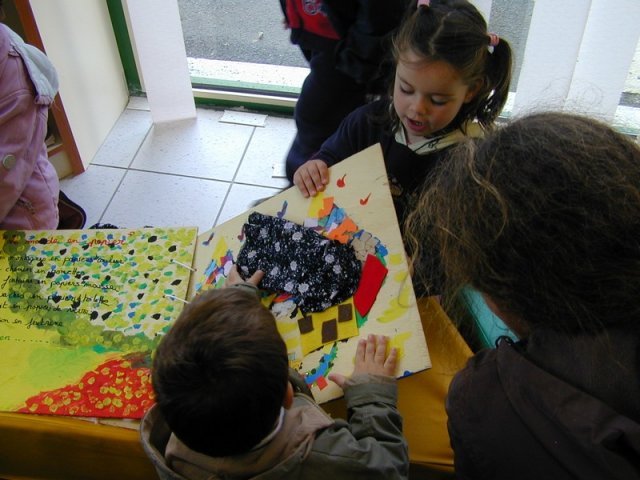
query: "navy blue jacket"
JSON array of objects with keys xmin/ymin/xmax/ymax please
[
  {"xmin": 314, "ymin": 99, "xmax": 451, "ymax": 227},
  {"xmin": 280, "ymin": 0, "xmax": 411, "ymax": 87}
]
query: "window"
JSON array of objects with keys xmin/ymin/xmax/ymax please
[{"xmin": 114, "ymin": 0, "xmax": 640, "ymax": 134}]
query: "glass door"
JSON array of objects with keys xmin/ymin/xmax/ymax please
[{"xmin": 177, "ymin": 1, "xmax": 309, "ymax": 97}]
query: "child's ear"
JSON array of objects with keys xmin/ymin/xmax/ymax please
[
  {"xmin": 283, "ymin": 382, "xmax": 294, "ymax": 409},
  {"xmin": 463, "ymin": 79, "xmax": 483, "ymax": 104}
]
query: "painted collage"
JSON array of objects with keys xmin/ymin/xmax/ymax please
[
  {"xmin": 0, "ymin": 227, "xmax": 197, "ymax": 418},
  {"xmin": 190, "ymin": 144, "xmax": 431, "ymax": 404}
]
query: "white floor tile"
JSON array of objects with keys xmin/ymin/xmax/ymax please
[
  {"xmin": 71, "ymin": 99, "xmax": 298, "ymax": 233},
  {"xmin": 91, "ymin": 109, "xmax": 152, "ymax": 168},
  {"xmin": 130, "ymin": 108, "xmax": 253, "ymax": 181},
  {"xmin": 235, "ymin": 115, "xmax": 295, "ymax": 188},
  {"xmin": 59, "ymin": 165, "xmax": 126, "ymax": 227},
  {"xmin": 102, "ymin": 170, "xmax": 228, "ymax": 232},
  {"xmin": 215, "ymin": 183, "xmax": 282, "ymax": 226}
]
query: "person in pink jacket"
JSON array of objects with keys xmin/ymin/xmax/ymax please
[{"xmin": 1, "ymin": 5, "xmax": 60, "ymax": 230}]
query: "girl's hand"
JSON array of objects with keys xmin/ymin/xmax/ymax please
[
  {"xmin": 293, "ymin": 159, "xmax": 330, "ymax": 198},
  {"xmin": 225, "ymin": 264, "xmax": 264, "ymax": 287},
  {"xmin": 328, "ymin": 335, "xmax": 398, "ymax": 388}
]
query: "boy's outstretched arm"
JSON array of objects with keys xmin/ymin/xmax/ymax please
[{"xmin": 304, "ymin": 335, "xmax": 408, "ymax": 479}]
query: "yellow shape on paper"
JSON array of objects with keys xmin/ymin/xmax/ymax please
[
  {"xmin": 378, "ymin": 273, "xmax": 414, "ymax": 324},
  {"xmin": 275, "ymin": 317, "xmax": 299, "ymax": 336},
  {"xmin": 276, "ymin": 312, "xmax": 301, "ymax": 344},
  {"xmin": 299, "ymin": 302, "xmax": 358, "ymax": 356},
  {"xmin": 389, "ymin": 331, "xmax": 412, "ymax": 361},
  {"xmin": 388, "ymin": 253, "xmax": 405, "ymax": 266},
  {"xmin": 307, "ymin": 193, "xmax": 327, "ymax": 218},
  {"xmin": 284, "ymin": 336, "xmax": 300, "ymax": 352},
  {"xmin": 260, "ymin": 293, "xmax": 277, "ymax": 310}
]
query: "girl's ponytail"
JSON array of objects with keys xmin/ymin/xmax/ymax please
[{"xmin": 478, "ymin": 37, "xmax": 513, "ymax": 127}]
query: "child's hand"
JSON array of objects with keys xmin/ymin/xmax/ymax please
[
  {"xmin": 225, "ymin": 264, "xmax": 264, "ymax": 287},
  {"xmin": 328, "ymin": 335, "xmax": 398, "ymax": 388},
  {"xmin": 293, "ymin": 159, "xmax": 330, "ymax": 198}
]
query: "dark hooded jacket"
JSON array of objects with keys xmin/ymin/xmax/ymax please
[
  {"xmin": 279, "ymin": 0, "xmax": 410, "ymax": 88},
  {"xmin": 447, "ymin": 331, "xmax": 640, "ymax": 479}
]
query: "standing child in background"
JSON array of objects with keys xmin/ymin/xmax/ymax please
[
  {"xmin": 0, "ymin": 2, "xmax": 59, "ymax": 230},
  {"xmin": 140, "ymin": 266, "xmax": 408, "ymax": 480},
  {"xmin": 281, "ymin": 0, "xmax": 411, "ymax": 181},
  {"xmin": 406, "ymin": 111, "xmax": 640, "ymax": 479},
  {"xmin": 293, "ymin": 0, "xmax": 512, "ymax": 230},
  {"xmin": 292, "ymin": 2, "xmax": 512, "ymax": 474}
]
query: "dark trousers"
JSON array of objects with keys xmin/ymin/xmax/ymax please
[{"xmin": 285, "ymin": 50, "xmax": 367, "ymax": 181}]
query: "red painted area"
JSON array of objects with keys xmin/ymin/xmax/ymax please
[
  {"xmin": 353, "ymin": 254, "xmax": 388, "ymax": 317},
  {"xmin": 18, "ymin": 357, "xmax": 155, "ymax": 418},
  {"xmin": 315, "ymin": 375, "xmax": 328, "ymax": 390},
  {"xmin": 359, "ymin": 193, "xmax": 371, "ymax": 205}
]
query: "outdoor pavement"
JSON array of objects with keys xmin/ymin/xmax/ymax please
[{"xmin": 177, "ymin": 0, "xmax": 639, "ymax": 102}]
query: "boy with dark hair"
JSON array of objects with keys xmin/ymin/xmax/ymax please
[{"xmin": 141, "ymin": 267, "xmax": 408, "ymax": 479}]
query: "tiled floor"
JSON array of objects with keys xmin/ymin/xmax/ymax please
[{"xmin": 59, "ymin": 96, "xmax": 294, "ymax": 232}]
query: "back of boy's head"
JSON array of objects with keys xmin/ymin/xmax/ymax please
[
  {"xmin": 152, "ymin": 287, "xmax": 289, "ymax": 457},
  {"xmin": 393, "ymin": 0, "xmax": 512, "ymax": 129},
  {"xmin": 407, "ymin": 111, "xmax": 640, "ymax": 334}
]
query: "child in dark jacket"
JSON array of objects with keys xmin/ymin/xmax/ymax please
[
  {"xmin": 281, "ymin": 0, "xmax": 411, "ymax": 181},
  {"xmin": 140, "ymin": 266, "xmax": 408, "ymax": 480},
  {"xmin": 293, "ymin": 0, "xmax": 512, "ymax": 230},
  {"xmin": 294, "ymin": 0, "xmax": 512, "ymax": 297},
  {"xmin": 406, "ymin": 111, "xmax": 640, "ymax": 479}
]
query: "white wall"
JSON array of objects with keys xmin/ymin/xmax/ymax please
[
  {"xmin": 470, "ymin": 0, "xmax": 492, "ymax": 21},
  {"xmin": 513, "ymin": 0, "xmax": 640, "ymax": 124},
  {"xmin": 123, "ymin": 0, "xmax": 196, "ymax": 123},
  {"xmin": 30, "ymin": 0, "xmax": 129, "ymax": 170}
]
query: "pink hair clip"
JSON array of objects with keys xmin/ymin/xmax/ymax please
[
  {"xmin": 488, "ymin": 33, "xmax": 500, "ymax": 48},
  {"xmin": 417, "ymin": 0, "xmax": 430, "ymax": 7}
]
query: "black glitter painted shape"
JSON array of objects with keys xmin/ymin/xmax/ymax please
[{"xmin": 236, "ymin": 212, "xmax": 361, "ymax": 313}]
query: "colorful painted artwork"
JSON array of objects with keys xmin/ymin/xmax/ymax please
[
  {"xmin": 0, "ymin": 227, "xmax": 198, "ymax": 418},
  {"xmin": 190, "ymin": 144, "xmax": 431, "ymax": 403}
]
